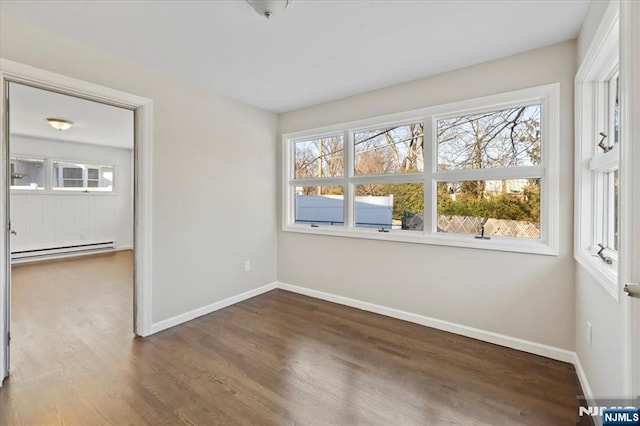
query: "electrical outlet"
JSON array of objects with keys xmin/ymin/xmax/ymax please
[
  {"xmin": 587, "ymin": 321, "xmax": 592, "ymax": 347},
  {"xmin": 244, "ymin": 260, "xmax": 251, "ymax": 272}
]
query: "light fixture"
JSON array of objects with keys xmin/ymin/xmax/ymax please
[
  {"xmin": 246, "ymin": 0, "xmax": 291, "ymax": 19},
  {"xmin": 46, "ymin": 118, "xmax": 74, "ymax": 131}
]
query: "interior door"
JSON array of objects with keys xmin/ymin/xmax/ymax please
[
  {"xmin": 1, "ymin": 79, "xmax": 9, "ymax": 381},
  {"xmin": 620, "ymin": 0, "xmax": 640, "ymax": 400}
]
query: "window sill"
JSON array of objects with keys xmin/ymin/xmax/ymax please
[
  {"xmin": 282, "ymin": 224, "xmax": 557, "ymax": 256},
  {"xmin": 10, "ymin": 189, "xmax": 117, "ymax": 196},
  {"xmin": 575, "ymin": 250, "xmax": 619, "ymax": 301}
]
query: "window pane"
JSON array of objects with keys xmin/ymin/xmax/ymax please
[
  {"xmin": 64, "ymin": 180, "xmax": 84, "ymax": 188},
  {"xmin": 294, "ymin": 136, "xmax": 343, "ymax": 179},
  {"xmin": 87, "ymin": 168, "xmax": 99, "ymax": 180},
  {"xmin": 354, "ymin": 183, "xmax": 424, "ymax": 231},
  {"xmin": 614, "ymin": 170, "xmax": 619, "ymax": 250},
  {"xmin": 604, "ymin": 170, "xmax": 619, "ymax": 251},
  {"xmin": 53, "ymin": 162, "xmax": 114, "ymax": 191},
  {"xmin": 613, "ymin": 76, "xmax": 620, "ymax": 145},
  {"xmin": 294, "ymin": 186, "xmax": 344, "ymax": 226},
  {"xmin": 437, "ymin": 178, "xmax": 540, "ymax": 239},
  {"xmin": 437, "ymin": 105, "xmax": 541, "ymax": 170},
  {"xmin": 10, "ymin": 158, "xmax": 44, "ymax": 190},
  {"xmin": 354, "ymin": 123, "xmax": 423, "ymax": 175},
  {"xmin": 62, "ymin": 167, "xmax": 83, "ymax": 179}
]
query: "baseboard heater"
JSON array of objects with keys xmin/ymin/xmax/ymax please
[{"xmin": 11, "ymin": 241, "xmax": 116, "ymax": 261}]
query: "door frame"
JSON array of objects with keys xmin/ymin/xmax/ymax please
[
  {"xmin": 620, "ymin": 0, "xmax": 640, "ymax": 398},
  {"xmin": 0, "ymin": 59, "xmax": 154, "ymax": 384}
]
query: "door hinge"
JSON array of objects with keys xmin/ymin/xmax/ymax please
[{"xmin": 7, "ymin": 332, "xmax": 10, "ymax": 343}]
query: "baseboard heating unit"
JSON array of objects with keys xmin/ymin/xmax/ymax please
[{"xmin": 11, "ymin": 241, "xmax": 116, "ymax": 262}]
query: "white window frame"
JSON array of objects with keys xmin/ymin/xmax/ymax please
[
  {"xmin": 9, "ymin": 155, "xmax": 47, "ymax": 191},
  {"xmin": 283, "ymin": 84, "xmax": 560, "ymax": 255},
  {"xmin": 52, "ymin": 161, "xmax": 115, "ymax": 192},
  {"xmin": 574, "ymin": 1, "xmax": 620, "ymax": 299}
]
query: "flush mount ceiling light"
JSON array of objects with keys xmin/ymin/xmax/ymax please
[
  {"xmin": 246, "ymin": 0, "xmax": 291, "ymax": 19},
  {"xmin": 46, "ymin": 118, "xmax": 74, "ymax": 131}
]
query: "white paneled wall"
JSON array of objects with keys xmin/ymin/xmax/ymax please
[{"xmin": 9, "ymin": 135, "xmax": 133, "ymax": 253}]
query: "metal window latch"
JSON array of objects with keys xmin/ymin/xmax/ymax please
[
  {"xmin": 310, "ymin": 224, "xmax": 319, "ymax": 228},
  {"xmin": 624, "ymin": 283, "xmax": 640, "ymax": 298},
  {"xmin": 596, "ymin": 243, "xmax": 613, "ymax": 264},
  {"xmin": 475, "ymin": 226, "xmax": 490, "ymax": 240},
  {"xmin": 598, "ymin": 132, "xmax": 613, "ymax": 153},
  {"xmin": 378, "ymin": 227, "xmax": 389, "ymax": 233}
]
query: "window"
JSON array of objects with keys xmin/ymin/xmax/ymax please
[
  {"xmin": 53, "ymin": 162, "xmax": 114, "ymax": 191},
  {"xmin": 575, "ymin": 5, "xmax": 620, "ymax": 298},
  {"xmin": 10, "ymin": 158, "xmax": 45, "ymax": 190},
  {"xmin": 434, "ymin": 105, "xmax": 542, "ymax": 240},
  {"xmin": 283, "ymin": 84, "xmax": 559, "ymax": 255}
]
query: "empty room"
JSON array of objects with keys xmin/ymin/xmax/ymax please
[{"xmin": 0, "ymin": 1, "xmax": 639, "ymax": 425}]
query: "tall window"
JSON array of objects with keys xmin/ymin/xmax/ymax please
[
  {"xmin": 435, "ymin": 105, "xmax": 542, "ymax": 239},
  {"xmin": 353, "ymin": 123, "xmax": 424, "ymax": 231},
  {"xmin": 293, "ymin": 135, "xmax": 344, "ymax": 226},
  {"xmin": 283, "ymin": 84, "xmax": 559, "ymax": 255},
  {"xmin": 574, "ymin": 8, "xmax": 620, "ymax": 299}
]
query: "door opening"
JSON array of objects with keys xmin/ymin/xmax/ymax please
[{"xmin": 0, "ymin": 59, "xmax": 153, "ymax": 384}]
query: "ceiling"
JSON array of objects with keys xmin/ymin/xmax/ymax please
[
  {"xmin": 0, "ymin": 0, "xmax": 590, "ymax": 113},
  {"xmin": 9, "ymin": 83, "xmax": 134, "ymax": 149}
]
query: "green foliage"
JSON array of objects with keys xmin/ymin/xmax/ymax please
[
  {"xmin": 438, "ymin": 180, "xmax": 540, "ymax": 223},
  {"xmin": 389, "ymin": 183, "xmax": 424, "ymax": 220}
]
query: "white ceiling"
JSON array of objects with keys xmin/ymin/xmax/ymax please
[
  {"xmin": 9, "ymin": 83, "xmax": 134, "ymax": 149},
  {"xmin": 0, "ymin": 0, "xmax": 589, "ymax": 113}
]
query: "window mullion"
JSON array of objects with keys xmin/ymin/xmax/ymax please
[
  {"xmin": 344, "ymin": 129, "xmax": 353, "ymax": 228},
  {"xmin": 424, "ymin": 117, "xmax": 434, "ymax": 235},
  {"xmin": 433, "ymin": 166, "xmax": 544, "ymax": 182}
]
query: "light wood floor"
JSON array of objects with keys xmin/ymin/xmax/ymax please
[{"xmin": 1, "ymin": 251, "xmax": 585, "ymax": 425}]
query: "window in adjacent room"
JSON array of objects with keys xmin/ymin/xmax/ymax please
[{"xmin": 53, "ymin": 162, "xmax": 114, "ymax": 191}]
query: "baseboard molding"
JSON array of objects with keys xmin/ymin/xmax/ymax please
[
  {"xmin": 150, "ymin": 282, "xmax": 278, "ymax": 334},
  {"xmin": 276, "ymin": 281, "xmax": 576, "ymax": 364},
  {"xmin": 573, "ymin": 353, "xmax": 598, "ymax": 425}
]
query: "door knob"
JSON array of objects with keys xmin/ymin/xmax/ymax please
[
  {"xmin": 10, "ymin": 229, "xmax": 16, "ymax": 236},
  {"xmin": 624, "ymin": 283, "xmax": 640, "ymax": 298}
]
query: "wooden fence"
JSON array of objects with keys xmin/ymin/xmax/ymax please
[{"xmin": 437, "ymin": 215, "xmax": 540, "ymax": 239}]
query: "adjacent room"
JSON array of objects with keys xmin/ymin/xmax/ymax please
[{"xmin": 0, "ymin": 1, "xmax": 638, "ymax": 425}]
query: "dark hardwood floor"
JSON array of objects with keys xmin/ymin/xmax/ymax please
[{"xmin": 1, "ymin": 251, "xmax": 585, "ymax": 425}]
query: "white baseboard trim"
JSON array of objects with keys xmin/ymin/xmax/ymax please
[
  {"xmin": 574, "ymin": 357, "xmax": 600, "ymax": 426},
  {"xmin": 150, "ymin": 282, "xmax": 278, "ymax": 334},
  {"xmin": 276, "ymin": 281, "xmax": 576, "ymax": 364}
]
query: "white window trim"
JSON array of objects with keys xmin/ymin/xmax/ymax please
[
  {"xmin": 574, "ymin": 0, "xmax": 620, "ymax": 300},
  {"xmin": 282, "ymin": 84, "xmax": 560, "ymax": 256}
]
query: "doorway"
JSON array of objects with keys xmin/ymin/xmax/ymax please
[
  {"xmin": 8, "ymin": 82, "xmax": 135, "ymax": 383},
  {"xmin": 0, "ymin": 59, "xmax": 153, "ymax": 383}
]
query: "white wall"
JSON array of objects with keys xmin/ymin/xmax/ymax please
[
  {"xmin": 574, "ymin": 0, "xmax": 627, "ymax": 399},
  {"xmin": 10, "ymin": 135, "xmax": 133, "ymax": 252},
  {"xmin": 278, "ymin": 41, "xmax": 577, "ymax": 350},
  {"xmin": 0, "ymin": 14, "xmax": 278, "ymax": 323}
]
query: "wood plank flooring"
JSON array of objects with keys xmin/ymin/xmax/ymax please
[{"xmin": 1, "ymin": 251, "xmax": 585, "ymax": 425}]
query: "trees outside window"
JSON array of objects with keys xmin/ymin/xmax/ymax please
[{"xmin": 284, "ymin": 84, "xmax": 558, "ymax": 255}]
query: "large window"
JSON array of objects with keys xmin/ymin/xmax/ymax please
[
  {"xmin": 283, "ymin": 85, "xmax": 559, "ymax": 254},
  {"xmin": 575, "ymin": 8, "xmax": 621, "ymax": 299}
]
